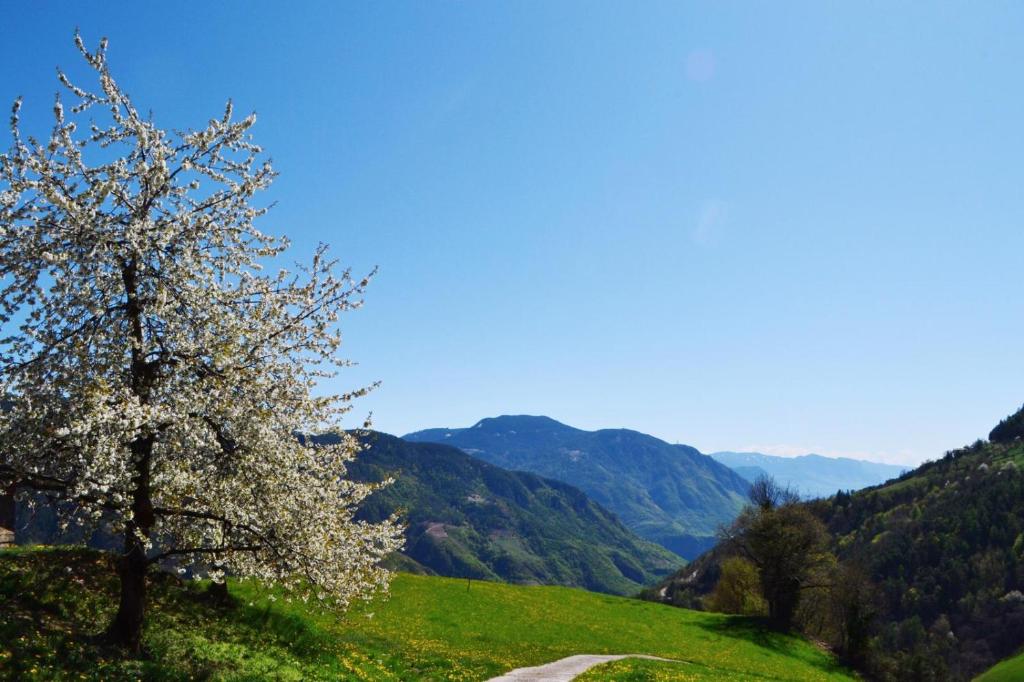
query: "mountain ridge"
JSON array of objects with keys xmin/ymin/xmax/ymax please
[{"xmin": 404, "ymin": 415, "xmax": 751, "ymax": 559}]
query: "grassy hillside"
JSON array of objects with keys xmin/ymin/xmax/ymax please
[
  {"xmin": 324, "ymin": 431, "xmax": 681, "ymax": 595},
  {"xmin": 975, "ymin": 651, "xmax": 1024, "ymax": 682},
  {"xmin": 404, "ymin": 415, "xmax": 750, "ymax": 559},
  {"xmin": 0, "ymin": 546, "xmax": 853, "ymax": 681}
]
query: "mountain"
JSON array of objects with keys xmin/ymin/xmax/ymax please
[
  {"xmin": 710, "ymin": 451, "xmax": 907, "ymax": 498},
  {"xmin": 403, "ymin": 415, "xmax": 752, "ymax": 559},
  {"xmin": 310, "ymin": 431, "xmax": 681, "ymax": 595}
]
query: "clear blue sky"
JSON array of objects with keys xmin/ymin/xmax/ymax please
[{"xmin": 3, "ymin": 2, "xmax": 1023, "ymax": 465}]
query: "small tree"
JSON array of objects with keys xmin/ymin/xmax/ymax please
[
  {"xmin": 722, "ymin": 475, "xmax": 832, "ymax": 629},
  {"xmin": 705, "ymin": 556, "xmax": 766, "ymax": 616},
  {"xmin": 748, "ymin": 473, "xmax": 801, "ymax": 510},
  {"xmin": 0, "ymin": 34, "xmax": 403, "ymax": 653}
]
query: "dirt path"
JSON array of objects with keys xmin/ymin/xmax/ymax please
[{"xmin": 486, "ymin": 654, "xmax": 680, "ymax": 681}]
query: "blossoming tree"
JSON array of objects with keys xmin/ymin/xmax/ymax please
[{"xmin": 0, "ymin": 34, "xmax": 403, "ymax": 653}]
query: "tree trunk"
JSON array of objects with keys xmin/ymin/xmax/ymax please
[
  {"xmin": 104, "ymin": 433, "xmax": 155, "ymax": 654},
  {"xmin": 765, "ymin": 577, "xmax": 800, "ymax": 631},
  {"xmin": 206, "ymin": 579, "xmax": 232, "ymax": 606},
  {"xmin": 0, "ymin": 483, "xmax": 15, "ymax": 547},
  {"xmin": 104, "ymin": 530, "xmax": 148, "ymax": 654},
  {"xmin": 107, "ymin": 265, "xmax": 157, "ymax": 654}
]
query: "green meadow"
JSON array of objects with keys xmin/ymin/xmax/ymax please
[{"xmin": 0, "ymin": 546, "xmax": 853, "ymax": 681}]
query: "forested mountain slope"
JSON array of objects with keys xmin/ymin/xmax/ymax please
[
  {"xmin": 405, "ymin": 415, "xmax": 750, "ymax": 559},
  {"xmin": 647, "ymin": 407, "xmax": 1024, "ymax": 681},
  {"xmin": 813, "ymin": 437, "xmax": 1024, "ymax": 679},
  {"xmin": 312, "ymin": 431, "xmax": 681, "ymax": 595}
]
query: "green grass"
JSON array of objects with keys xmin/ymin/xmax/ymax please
[
  {"xmin": 577, "ymin": 656, "xmax": 766, "ymax": 681},
  {"xmin": 0, "ymin": 546, "xmax": 854, "ymax": 681},
  {"xmin": 975, "ymin": 651, "xmax": 1024, "ymax": 682}
]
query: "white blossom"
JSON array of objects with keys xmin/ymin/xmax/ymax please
[{"xmin": 0, "ymin": 33, "xmax": 403, "ymax": 615}]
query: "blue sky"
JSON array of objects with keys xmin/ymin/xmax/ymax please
[{"xmin": 3, "ymin": 2, "xmax": 1023, "ymax": 465}]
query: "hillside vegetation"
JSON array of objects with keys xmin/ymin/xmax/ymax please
[
  {"xmin": 405, "ymin": 416, "xmax": 750, "ymax": 559},
  {"xmin": 814, "ymin": 438, "xmax": 1024, "ymax": 679},
  {"xmin": 0, "ymin": 545, "xmax": 854, "ymax": 681},
  {"xmin": 648, "ymin": 413, "xmax": 1024, "ymax": 681},
  {"xmin": 335, "ymin": 431, "xmax": 681, "ymax": 594}
]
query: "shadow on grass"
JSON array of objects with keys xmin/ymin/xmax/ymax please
[
  {"xmin": 0, "ymin": 547, "xmax": 131, "ymax": 678},
  {"xmin": 0, "ymin": 546, "xmax": 339, "ymax": 679},
  {"xmin": 693, "ymin": 615, "xmax": 848, "ymax": 677}
]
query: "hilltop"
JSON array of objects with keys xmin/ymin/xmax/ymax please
[
  {"xmin": 0, "ymin": 545, "xmax": 854, "ymax": 680},
  {"xmin": 405, "ymin": 416, "xmax": 750, "ymax": 559}
]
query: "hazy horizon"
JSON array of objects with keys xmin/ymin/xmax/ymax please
[{"xmin": 401, "ymin": 413, "xmax": 923, "ymax": 466}]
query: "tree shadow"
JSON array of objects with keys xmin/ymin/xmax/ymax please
[
  {"xmin": 0, "ymin": 547, "xmax": 133, "ymax": 676},
  {"xmin": 693, "ymin": 615, "xmax": 849, "ymax": 677}
]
